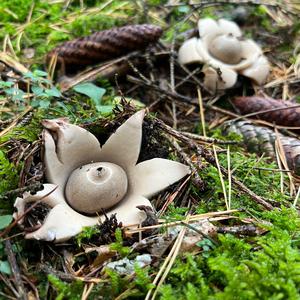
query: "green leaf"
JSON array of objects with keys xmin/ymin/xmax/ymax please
[
  {"xmin": 0, "ymin": 261, "xmax": 11, "ymax": 275},
  {"xmin": 30, "ymin": 99, "xmax": 50, "ymax": 108},
  {"xmin": 12, "ymin": 91, "xmax": 25, "ymax": 102},
  {"xmin": 5, "ymin": 87, "xmax": 19, "ymax": 95},
  {"xmin": 45, "ymin": 87, "xmax": 62, "ymax": 98},
  {"xmin": 23, "ymin": 72, "xmax": 36, "ymax": 81},
  {"xmin": 39, "ymin": 78, "xmax": 52, "ymax": 84},
  {"xmin": 33, "ymin": 70, "xmax": 48, "ymax": 77},
  {"xmin": 0, "ymin": 81, "xmax": 14, "ymax": 88},
  {"xmin": 96, "ymin": 105, "xmax": 114, "ymax": 114},
  {"xmin": 38, "ymin": 100, "xmax": 51, "ymax": 108},
  {"xmin": 73, "ymin": 82, "xmax": 106, "ymax": 106},
  {"xmin": 0, "ymin": 215, "xmax": 12, "ymax": 230},
  {"xmin": 31, "ymin": 85, "xmax": 44, "ymax": 96}
]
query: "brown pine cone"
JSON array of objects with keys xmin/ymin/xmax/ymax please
[
  {"xmin": 232, "ymin": 96, "xmax": 300, "ymax": 128},
  {"xmin": 223, "ymin": 120, "xmax": 300, "ymax": 175},
  {"xmin": 46, "ymin": 24, "xmax": 163, "ymax": 70}
]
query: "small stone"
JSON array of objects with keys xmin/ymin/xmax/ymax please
[{"xmin": 105, "ymin": 254, "xmax": 152, "ymax": 275}]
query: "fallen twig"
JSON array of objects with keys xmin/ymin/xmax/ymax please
[
  {"xmin": 5, "ymin": 240, "xmax": 27, "ymax": 300},
  {"xmin": 152, "ymin": 117, "xmax": 275, "ymax": 210}
]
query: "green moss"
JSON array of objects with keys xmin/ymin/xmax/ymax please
[
  {"xmin": 251, "ymin": 5, "xmax": 278, "ymax": 33},
  {"xmin": 0, "ymin": 0, "xmax": 33, "ymax": 23},
  {"xmin": 0, "ymin": 150, "xmax": 19, "ymax": 196},
  {"xmin": 163, "ymin": 21, "xmax": 192, "ymax": 43},
  {"xmin": 0, "ymin": 0, "xmax": 136, "ymax": 63},
  {"xmin": 48, "ymin": 274, "xmax": 84, "ymax": 300},
  {"xmin": 197, "ymin": 148, "xmax": 290, "ymax": 214},
  {"xmin": 67, "ymin": 13, "xmax": 128, "ymax": 37},
  {"xmin": 159, "ymin": 210, "xmax": 300, "ymax": 300}
]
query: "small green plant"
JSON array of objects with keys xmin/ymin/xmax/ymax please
[
  {"xmin": 72, "ymin": 82, "xmax": 114, "ymax": 113},
  {"xmin": 47, "ymin": 274, "xmax": 84, "ymax": 300},
  {"xmin": 75, "ymin": 225, "xmax": 100, "ymax": 247},
  {"xmin": 196, "ymin": 238, "xmax": 216, "ymax": 258},
  {"xmin": 0, "ymin": 215, "xmax": 12, "ymax": 230},
  {"xmin": 252, "ymin": 5, "xmax": 278, "ymax": 33},
  {"xmin": 0, "ymin": 70, "xmax": 61, "ymax": 109},
  {"xmin": 101, "ymin": 265, "xmax": 154, "ymax": 298},
  {"xmin": 110, "ymin": 228, "xmax": 130, "ymax": 257},
  {"xmin": 134, "ymin": 265, "xmax": 155, "ymax": 293},
  {"xmin": 105, "ymin": 268, "xmax": 126, "ymax": 296},
  {"xmin": 0, "ymin": 80, "xmax": 25, "ymax": 103},
  {"xmin": 25, "ymin": 70, "xmax": 62, "ymax": 108}
]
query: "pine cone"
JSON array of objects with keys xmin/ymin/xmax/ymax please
[
  {"xmin": 223, "ymin": 120, "xmax": 300, "ymax": 175},
  {"xmin": 232, "ymin": 96, "xmax": 300, "ymax": 128},
  {"xmin": 46, "ymin": 24, "xmax": 163, "ymax": 68}
]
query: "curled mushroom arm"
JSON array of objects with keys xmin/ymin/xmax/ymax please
[
  {"xmin": 240, "ymin": 55, "xmax": 270, "ymax": 85},
  {"xmin": 203, "ymin": 65, "xmax": 237, "ymax": 92},
  {"xmin": 43, "ymin": 118, "xmax": 102, "ymax": 189},
  {"xmin": 13, "ymin": 184, "xmax": 65, "ymax": 223}
]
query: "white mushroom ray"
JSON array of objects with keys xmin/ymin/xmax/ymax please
[
  {"xmin": 203, "ymin": 65, "xmax": 237, "ymax": 92},
  {"xmin": 25, "ymin": 203, "xmax": 99, "ymax": 242},
  {"xmin": 106, "ymin": 193, "xmax": 151, "ymax": 226},
  {"xmin": 198, "ymin": 18, "xmax": 242, "ymax": 38},
  {"xmin": 198, "ymin": 38, "xmax": 261, "ymax": 71},
  {"xmin": 130, "ymin": 158, "xmax": 190, "ymax": 197},
  {"xmin": 43, "ymin": 119, "xmax": 102, "ymax": 189},
  {"xmin": 217, "ymin": 19, "xmax": 242, "ymax": 37},
  {"xmin": 240, "ymin": 55, "xmax": 270, "ymax": 85},
  {"xmin": 25, "ymin": 194, "xmax": 151, "ymax": 242},
  {"xmin": 97, "ymin": 110, "xmax": 145, "ymax": 172},
  {"xmin": 198, "ymin": 18, "xmax": 220, "ymax": 38},
  {"xmin": 178, "ymin": 37, "xmax": 203, "ymax": 65}
]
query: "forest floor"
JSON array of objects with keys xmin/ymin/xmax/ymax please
[{"xmin": 0, "ymin": 1, "xmax": 300, "ymax": 299}]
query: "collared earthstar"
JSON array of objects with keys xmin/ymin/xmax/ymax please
[
  {"xmin": 178, "ymin": 18, "xmax": 270, "ymax": 92},
  {"xmin": 13, "ymin": 110, "xmax": 190, "ymax": 242}
]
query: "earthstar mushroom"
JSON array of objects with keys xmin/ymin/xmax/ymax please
[
  {"xmin": 178, "ymin": 18, "xmax": 270, "ymax": 92},
  {"xmin": 13, "ymin": 110, "xmax": 190, "ymax": 242}
]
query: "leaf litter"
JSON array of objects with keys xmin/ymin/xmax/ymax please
[{"xmin": 0, "ymin": 1, "xmax": 300, "ymax": 299}]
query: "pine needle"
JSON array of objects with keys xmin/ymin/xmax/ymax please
[{"xmin": 213, "ymin": 145, "xmax": 229, "ymax": 210}]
